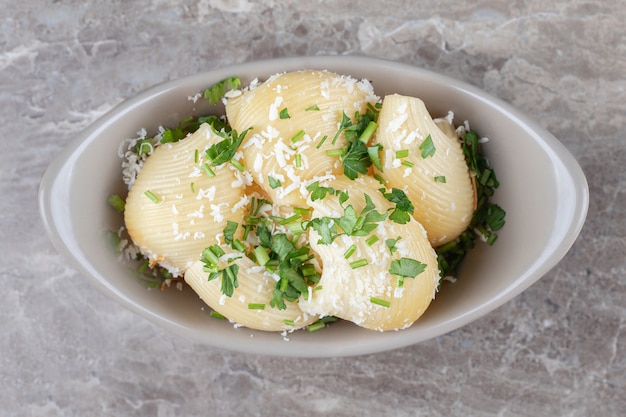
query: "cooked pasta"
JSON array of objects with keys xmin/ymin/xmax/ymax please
[
  {"xmin": 124, "ymin": 123, "xmax": 247, "ymax": 275},
  {"xmin": 374, "ymin": 94, "xmax": 475, "ymax": 246},
  {"xmin": 225, "ymin": 70, "xmax": 379, "ymax": 208},
  {"xmin": 298, "ymin": 176, "xmax": 440, "ymax": 331},
  {"xmin": 117, "ymin": 69, "xmax": 502, "ymax": 334},
  {"xmin": 184, "ymin": 250, "xmax": 318, "ymax": 331}
]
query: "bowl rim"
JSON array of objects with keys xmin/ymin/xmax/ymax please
[{"xmin": 38, "ymin": 55, "xmax": 589, "ymax": 357}]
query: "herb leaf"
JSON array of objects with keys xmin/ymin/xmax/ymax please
[
  {"xmin": 389, "ymin": 257, "xmax": 427, "ymax": 278},
  {"xmin": 379, "ymin": 188, "xmax": 414, "ymax": 224},
  {"xmin": 205, "ymin": 127, "xmax": 252, "ymax": 166},
  {"xmin": 419, "ymin": 134, "xmax": 436, "ymax": 158},
  {"xmin": 203, "ymin": 77, "xmax": 242, "ymax": 105},
  {"xmin": 436, "ymin": 130, "xmax": 506, "ymax": 280}
]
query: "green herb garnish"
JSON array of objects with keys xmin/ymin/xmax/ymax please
[
  {"xmin": 279, "ymin": 108, "xmax": 291, "ymax": 119},
  {"xmin": 107, "ymin": 194, "xmax": 126, "ymax": 212},
  {"xmin": 379, "ymin": 188, "xmax": 414, "ymax": 224},
  {"xmin": 203, "ymin": 77, "xmax": 242, "ymax": 105},
  {"xmin": 268, "ymin": 176, "xmax": 282, "ymax": 189},
  {"xmin": 436, "ymin": 130, "xmax": 506, "ymax": 280},
  {"xmin": 205, "ymin": 127, "xmax": 252, "ymax": 167},
  {"xmin": 419, "ymin": 134, "xmax": 436, "ymax": 158}
]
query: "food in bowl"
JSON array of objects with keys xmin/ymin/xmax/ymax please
[
  {"xmin": 39, "ymin": 56, "xmax": 588, "ymax": 357},
  {"xmin": 113, "ymin": 69, "xmax": 504, "ymax": 333}
]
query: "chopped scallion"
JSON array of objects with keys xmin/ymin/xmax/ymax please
[
  {"xmin": 306, "ymin": 321, "xmax": 326, "ymax": 332},
  {"xmin": 230, "ymin": 159, "xmax": 245, "ymax": 172},
  {"xmin": 395, "ymin": 149, "xmax": 409, "ymax": 159},
  {"xmin": 290, "ymin": 129, "xmax": 305, "ymax": 143},
  {"xmin": 144, "ymin": 190, "xmax": 159, "ymax": 204},
  {"xmin": 107, "ymin": 194, "xmax": 126, "ymax": 212},
  {"xmin": 201, "ymin": 163, "xmax": 215, "ymax": 177},
  {"xmin": 370, "ymin": 297, "xmax": 391, "ymax": 308},
  {"xmin": 343, "ymin": 244, "xmax": 357, "ymax": 259},
  {"xmin": 349, "ymin": 259, "xmax": 368, "ymax": 269}
]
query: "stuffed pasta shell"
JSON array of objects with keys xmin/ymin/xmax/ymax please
[
  {"xmin": 298, "ymin": 176, "xmax": 440, "ymax": 331},
  {"xmin": 375, "ymin": 94, "xmax": 475, "ymax": 246},
  {"xmin": 225, "ymin": 70, "xmax": 379, "ymax": 207},
  {"xmin": 124, "ymin": 123, "xmax": 247, "ymax": 275},
  {"xmin": 184, "ymin": 249, "xmax": 318, "ymax": 331}
]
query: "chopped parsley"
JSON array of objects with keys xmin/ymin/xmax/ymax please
[
  {"xmin": 160, "ymin": 115, "xmax": 228, "ymax": 144},
  {"xmin": 203, "ymin": 77, "xmax": 242, "ymax": 105},
  {"xmin": 436, "ymin": 129, "xmax": 506, "ymax": 280},
  {"xmin": 419, "ymin": 134, "xmax": 436, "ymax": 158},
  {"xmin": 279, "ymin": 108, "xmax": 291, "ymax": 119},
  {"xmin": 379, "ymin": 188, "xmax": 414, "ymax": 224},
  {"xmin": 389, "ymin": 257, "xmax": 427, "ymax": 278},
  {"xmin": 200, "ymin": 245, "xmax": 240, "ymax": 297},
  {"xmin": 325, "ymin": 106, "xmax": 383, "ymax": 180},
  {"xmin": 385, "ymin": 236, "xmax": 401, "ymax": 254},
  {"xmin": 268, "ymin": 176, "xmax": 282, "ymax": 189},
  {"xmin": 307, "ymin": 192, "xmax": 388, "ymax": 244},
  {"xmin": 205, "ymin": 127, "xmax": 252, "ymax": 167}
]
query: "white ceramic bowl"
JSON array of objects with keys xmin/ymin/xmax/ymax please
[{"xmin": 39, "ymin": 56, "xmax": 588, "ymax": 357}]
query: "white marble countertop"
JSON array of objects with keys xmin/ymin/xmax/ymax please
[{"xmin": 2, "ymin": 1, "xmax": 624, "ymax": 416}]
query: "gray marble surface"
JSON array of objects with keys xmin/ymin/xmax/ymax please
[{"xmin": 1, "ymin": 1, "xmax": 624, "ymax": 416}]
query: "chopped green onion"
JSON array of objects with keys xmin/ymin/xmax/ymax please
[
  {"xmin": 230, "ymin": 159, "xmax": 245, "ymax": 172},
  {"xmin": 276, "ymin": 213, "xmax": 301, "ymax": 225},
  {"xmin": 401, "ymin": 160, "xmax": 414, "ymax": 168},
  {"xmin": 365, "ymin": 235, "xmax": 379, "ymax": 246},
  {"xmin": 194, "ymin": 149, "xmax": 199, "ymax": 164},
  {"xmin": 306, "ymin": 320, "xmax": 326, "ymax": 332},
  {"xmin": 359, "ymin": 121, "xmax": 378, "ymax": 144},
  {"xmin": 290, "ymin": 129, "xmax": 305, "ymax": 143},
  {"xmin": 343, "ymin": 244, "xmax": 357, "ymax": 259},
  {"xmin": 325, "ymin": 149, "xmax": 344, "ymax": 157},
  {"xmin": 370, "ymin": 297, "xmax": 391, "ymax": 308},
  {"xmin": 232, "ymin": 239, "xmax": 246, "ymax": 252},
  {"xmin": 434, "ymin": 175, "xmax": 446, "ymax": 183},
  {"xmin": 201, "ymin": 163, "xmax": 215, "ymax": 177},
  {"xmin": 248, "ymin": 303, "xmax": 266, "ymax": 310},
  {"xmin": 107, "ymin": 194, "xmax": 126, "ymax": 212},
  {"xmin": 293, "ymin": 207, "xmax": 311, "ymax": 216},
  {"xmin": 373, "ymin": 173, "xmax": 386, "ymax": 184},
  {"xmin": 190, "ymin": 182, "xmax": 195, "ymax": 193},
  {"xmin": 295, "ymin": 153, "xmax": 302, "ymax": 168},
  {"xmin": 305, "ymin": 104, "xmax": 320, "ymax": 111},
  {"xmin": 254, "ymin": 246, "xmax": 270, "ymax": 266},
  {"xmin": 144, "ymin": 190, "xmax": 159, "ymax": 204},
  {"xmin": 316, "ymin": 135, "xmax": 328, "ymax": 149},
  {"xmin": 395, "ymin": 149, "xmax": 409, "ymax": 159},
  {"xmin": 349, "ymin": 259, "xmax": 368, "ymax": 269},
  {"xmin": 301, "ymin": 264, "xmax": 317, "ymax": 277},
  {"xmin": 137, "ymin": 140, "xmax": 153, "ymax": 156},
  {"xmin": 210, "ymin": 310, "xmax": 226, "ymax": 319},
  {"xmin": 283, "ymin": 319, "xmax": 295, "ymax": 326}
]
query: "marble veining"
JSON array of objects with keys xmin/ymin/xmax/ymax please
[{"xmin": 1, "ymin": 0, "xmax": 624, "ymax": 416}]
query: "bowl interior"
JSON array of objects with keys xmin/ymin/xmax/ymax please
[{"xmin": 39, "ymin": 56, "xmax": 588, "ymax": 357}]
